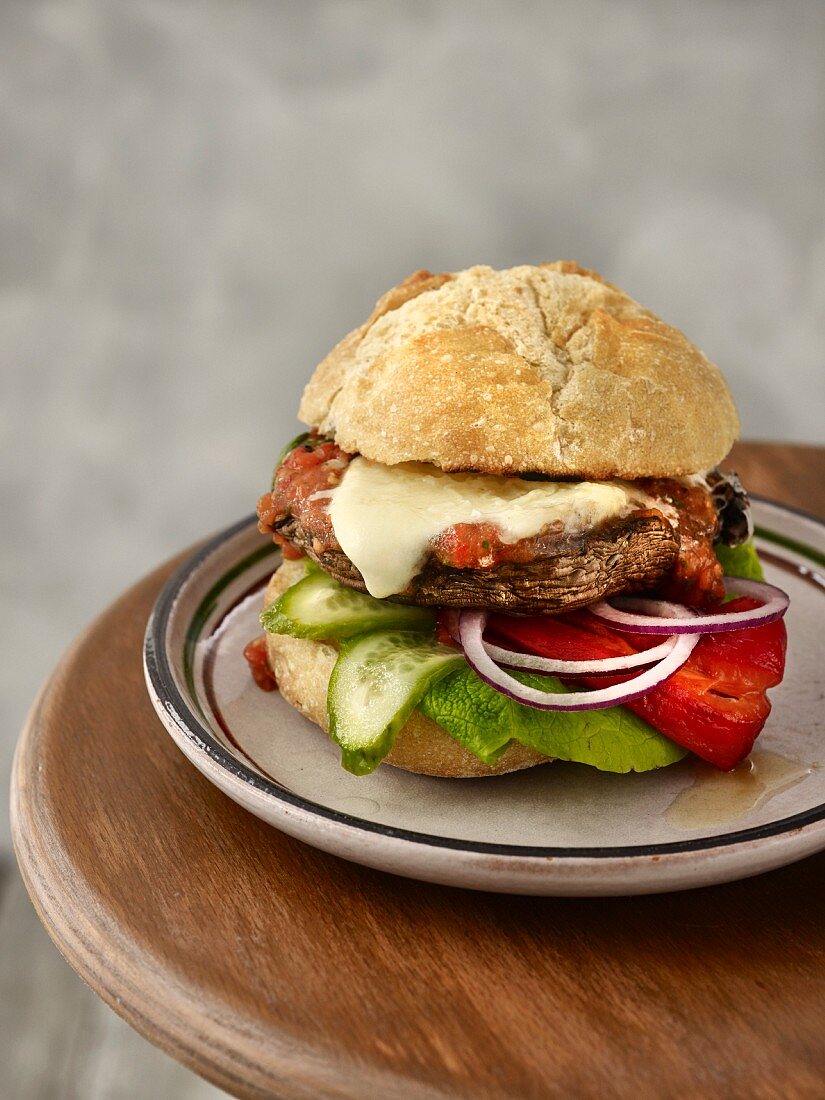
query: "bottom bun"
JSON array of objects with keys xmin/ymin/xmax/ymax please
[{"xmin": 263, "ymin": 561, "xmax": 551, "ymax": 778}]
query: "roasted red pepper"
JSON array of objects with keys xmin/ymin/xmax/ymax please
[{"xmin": 486, "ymin": 598, "xmax": 787, "ymax": 770}]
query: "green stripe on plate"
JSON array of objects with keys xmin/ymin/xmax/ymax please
[
  {"xmin": 755, "ymin": 525, "xmax": 825, "ymax": 570},
  {"xmin": 184, "ymin": 542, "xmax": 277, "ymax": 707}
]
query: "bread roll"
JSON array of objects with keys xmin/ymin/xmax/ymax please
[{"xmin": 300, "ymin": 261, "xmax": 739, "ymax": 479}]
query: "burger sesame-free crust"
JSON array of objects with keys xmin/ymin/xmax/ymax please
[
  {"xmin": 300, "ymin": 262, "xmax": 739, "ymax": 479},
  {"xmin": 263, "ymin": 563, "xmax": 550, "ymax": 779}
]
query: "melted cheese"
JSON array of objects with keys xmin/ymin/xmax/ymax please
[{"xmin": 327, "ymin": 458, "xmax": 639, "ymax": 599}]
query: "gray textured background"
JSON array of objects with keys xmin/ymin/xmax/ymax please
[{"xmin": 3, "ymin": 1, "xmax": 824, "ymax": 1096}]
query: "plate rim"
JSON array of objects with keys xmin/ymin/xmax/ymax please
[{"xmin": 144, "ymin": 496, "xmax": 825, "ymax": 861}]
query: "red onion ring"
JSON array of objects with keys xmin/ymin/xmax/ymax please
[
  {"xmin": 457, "ymin": 610, "xmax": 699, "ymax": 712},
  {"xmin": 482, "ymin": 635, "xmax": 680, "ymax": 675},
  {"xmin": 589, "ymin": 577, "xmax": 790, "ymax": 635}
]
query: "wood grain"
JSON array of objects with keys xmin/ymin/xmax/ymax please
[
  {"xmin": 11, "ymin": 443, "xmax": 825, "ymax": 1100},
  {"xmin": 0, "ymin": 863, "xmax": 225, "ymax": 1100}
]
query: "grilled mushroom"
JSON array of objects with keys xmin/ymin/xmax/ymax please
[
  {"xmin": 707, "ymin": 468, "xmax": 753, "ymax": 547},
  {"xmin": 277, "ymin": 512, "xmax": 679, "ymax": 615}
]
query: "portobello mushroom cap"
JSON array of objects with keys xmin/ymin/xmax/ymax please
[{"xmin": 276, "ymin": 512, "xmax": 679, "ymax": 615}]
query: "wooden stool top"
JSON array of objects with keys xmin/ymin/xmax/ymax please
[{"xmin": 12, "ymin": 442, "xmax": 825, "ymax": 1099}]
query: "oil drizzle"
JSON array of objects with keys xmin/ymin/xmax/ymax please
[{"xmin": 666, "ymin": 751, "xmax": 813, "ymax": 830}]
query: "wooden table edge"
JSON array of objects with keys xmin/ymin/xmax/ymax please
[
  {"xmin": 10, "ymin": 573, "xmax": 437, "ymax": 1100},
  {"xmin": 11, "ymin": 616, "xmax": 269, "ymax": 1099},
  {"xmin": 10, "ymin": 442, "xmax": 825, "ymax": 1099}
]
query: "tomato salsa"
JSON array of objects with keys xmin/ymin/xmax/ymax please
[
  {"xmin": 243, "ymin": 635, "xmax": 278, "ymax": 691},
  {"xmin": 257, "ymin": 436, "xmax": 725, "ymax": 607},
  {"xmin": 257, "ymin": 435, "xmax": 352, "ymax": 558},
  {"xmin": 636, "ymin": 478, "xmax": 724, "ymax": 606}
]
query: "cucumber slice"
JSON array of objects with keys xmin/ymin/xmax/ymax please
[
  {"xmin": 328, "ymin": 631, "xmax": 465, "ymax": 775},
  {"xmin": 261, "ymin": 569, "xmax": 435, "ymax": 640}
]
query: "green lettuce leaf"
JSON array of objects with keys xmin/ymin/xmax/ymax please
[
  {"xmin": 419, "ymin": 667, "xmax": 687, "ymax": 773},
  {"xmin": 715, "ymin": 538, "xmax": 765, "ymax": 581},
  {"xmin": 417, "ymin": 666, "xmax": 514, "ymax": 766}
]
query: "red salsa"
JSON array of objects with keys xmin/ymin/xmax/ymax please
[
  {"xmin": 258, "ymin": 436, "xmax": 725, "ymax": 608},
  {"xmin": 243, "ymin": 635, "xmax": 278, "ymax": 692},
  {"xmin": 637, "ymin": 479, "xmax": 724, "ymax": 606},
  {"xmin": 257, "ymin": 435, "xmax": 352, "ymax": 557}
]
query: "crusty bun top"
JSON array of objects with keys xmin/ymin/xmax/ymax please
[{"xmin": 299, "ymin": 262, "xmax": 740, "ymax": 479}]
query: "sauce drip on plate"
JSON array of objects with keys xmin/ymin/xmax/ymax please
[{"xmin": 666, "ymin": 750, "xmax": 813, "ymax": 830}]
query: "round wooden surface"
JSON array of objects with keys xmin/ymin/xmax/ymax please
[{"xmin": 12, "ymin": 442, "xmax": 825, "ymax": 1100}]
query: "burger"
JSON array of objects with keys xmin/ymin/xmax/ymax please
[{"xmin": 250, "ymin": 262, "xmax": 788, "ymax": 779}]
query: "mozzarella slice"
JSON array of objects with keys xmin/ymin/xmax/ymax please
[{"xmin": 327, "ymin": 458, "xmax": 642, "ymax": 599}]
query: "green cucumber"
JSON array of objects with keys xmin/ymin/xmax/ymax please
[
  {"xmin": 261, "ymin": 568, "xmax": 435, "ymax": 640},
  {"xmin": 328, "ymin": 631, "xmax": 465, "ymax": 775}
]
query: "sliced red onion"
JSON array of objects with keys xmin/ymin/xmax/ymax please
[
  {"xmin": 482, "ymin": 635, "xmax": 680, "ymax": 675},
  {"xmin": 446, "ymin": 608, "xmax": 677, "ymax": 671},
  {"xmin": 589, "ymin": 577, "xmax": 789, "ymax": 635},
  {"xmin": 457, "ymin": 611, "xmax": 699, "ymax": 712}
]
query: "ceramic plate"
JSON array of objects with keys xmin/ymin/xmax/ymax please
[{"xmin": 144, "ymin": 498, "xmax": 825, "ymax": 896}]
